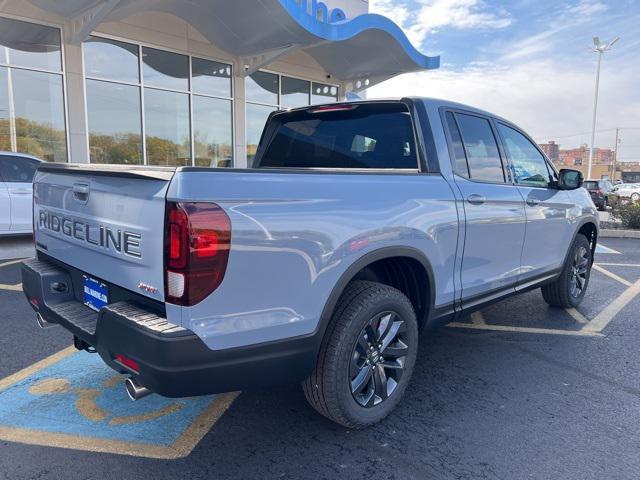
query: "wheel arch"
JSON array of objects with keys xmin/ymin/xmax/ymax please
[{"xmin": 316, "ymin": 247, "xmax": 436, "ymax": 343}]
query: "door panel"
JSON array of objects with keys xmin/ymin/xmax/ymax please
[
  {"xmin": 455, "ymin": 177, "xmax": 526, "ymax": 303},
  {"xmin": 494, "ymin": 122, "xmax": 573, "ymax": 283},
  {"xmin": 0, "ymin": 181, "xmax": 9, "ymax": 232},
  {"xmin": 517, "ymin": 187, "xmax": 573, "ymax": 282},
  {"xmin": 445, "ymin": 111, "xmax": 526, "ymax": 305},
  {"xmin": 8, "ymin": 182, "xmax": 33, "ymax": 232}
]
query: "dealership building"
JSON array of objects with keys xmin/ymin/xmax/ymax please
[{"xmin": 0, "ymin": 0, "xmax": 437, "ymax": 168}]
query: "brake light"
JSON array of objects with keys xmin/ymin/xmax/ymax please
[
  {"xmin": 308, "ymin": 105, "xmax": 357, "ymax": 113},
  {"xmin": 596, "ymin": 189, "xmax": 602, "ymax": 195},
  {"xmin": 164, "ymin": 202, "xmax": 231, "ymax": 306}
]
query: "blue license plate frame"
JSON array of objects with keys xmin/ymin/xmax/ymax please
[{"xmin": 83, "ymin": 275, "xmax": 108, "ymax": 312}]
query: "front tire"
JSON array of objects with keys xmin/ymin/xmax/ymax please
[
  {"xmin": 302, "ymin": 281, "xmax": 418, "ymax": 429},
  {"xmin": 541, "ymin": 234, "xmax": 592, "ymax": 308}
]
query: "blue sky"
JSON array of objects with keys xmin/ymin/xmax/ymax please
[{"xmin": 368, "ymin": 0, "xmax": 640, "ymax": 160}]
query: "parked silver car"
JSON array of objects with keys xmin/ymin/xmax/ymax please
[
  {"xmin": 0, "ymin": 152, "xmax": 42, "ymax": 235},
  {"xmin": 612, "ymin": 183, "xmax": 640, "ymax": 202}
]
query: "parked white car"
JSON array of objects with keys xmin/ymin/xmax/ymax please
[
  {"xmin": 0, "ymin": 152, "xmax": 43, "ymax": 235},
  {"xmin": 612, "ymin": 183, "xmax": 640, "ymax": 202}
]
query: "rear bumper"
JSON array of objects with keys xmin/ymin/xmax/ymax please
[{"xmin": 21, "ymin": 256, "xmax": 318, "ymax": 397}]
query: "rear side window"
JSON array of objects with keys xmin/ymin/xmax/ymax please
[
  {"xmin": 444, "ymin": 112, "xmax": 469, "ymax": 177},
  {"xmin": 0, "ymin": 156, "xmax": 39, "ymax": 182},
  {"xmin": 454, "ymin": 113, "xmax": 505, "ymax": 183},
  {"xmin": 257, "ymin": 103, "xmax": 418, "ymax": 169}
]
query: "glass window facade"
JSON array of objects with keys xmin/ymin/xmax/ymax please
[
  {"xmin": 245, "ymin": 71, "xmax": 339, "ymax": 165},
  {"xmin": 83, "ymin": 37, "xmax": 139, "ymax": 83},
  {"xmin": 83, "ymin": 36, "xmax": 233, "ymax": 167},
  {"xmin": 0, "ymin": 17, "xmax": 66, "ymax": 162},
  {"xmin": 86, "ymin": 79, "xmax": 142, "ymax": 164}
]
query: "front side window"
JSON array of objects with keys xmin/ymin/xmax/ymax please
[
  {"xmin": 0, "ymin": 17, "xmax": 66, "ymax": 161},
  {"xmin": 258, "ymin": 103, "xmax": 418, "ymax": 170},
  {"xmin": 497, "ymin": 123, "xmax": 551, "ymax": 187},
  {"xmin": 455, "ymin": 113, "xmax": 504, "ymax": 183},
  {"xmin": 0, "ymin": 156, "xmax": 39, "ymax": 182}
]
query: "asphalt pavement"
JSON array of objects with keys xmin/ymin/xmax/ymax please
[{"xmin": 1, "ymin": 238, "xmax": 640, "ymax": 480}]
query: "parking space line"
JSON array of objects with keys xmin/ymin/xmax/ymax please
[
  {"xmin": 583, "ymin": 278, "xmax": 640, "ymax": 333},
  {"xmin": 595, "ymin": 244, "xmax": 621, "ymax": 254},
  {"xmin": 592, "ymin": 264, "xmax": 633, "ymax": 287},
  {"xmin": 470, "ymin": 312, "xmax": 486, "ymax": 325},
  {"xmin": 0, "ymin": 283, "xmax": 22, "ymax": 292},
  {"xmin": 0, "ymin": 258, "xmax": 25, "ymax": 269},
  {"xmin": 447, "ymin": 322, "xmax": 602, "ymax": 337},
  {"xmin": 596, "ymin": 263, "xmax": 640, "ymax": 268},
  {"xmin": 0, "ymin": 347, "xmax": 76, "ymax": 391},
  {"xmin": 566, "ymin": 308, "xmax": 589, "ymax": 325}
]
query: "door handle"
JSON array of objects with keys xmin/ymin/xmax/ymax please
[
  {"xmin": 526, "ymin": 197, "xmax": 541, "ymax": 207},
  {"xmin": 10, "ymin": 189, "xmax": 32, "ymax": 195},
  {"xmin": 467, "ymin": 194, "xmax": 486, "ymax": 205}
]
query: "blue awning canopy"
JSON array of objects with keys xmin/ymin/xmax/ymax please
[{"xmin": 31, "ymin": 0, "xmax": 439, "ymax": 90}]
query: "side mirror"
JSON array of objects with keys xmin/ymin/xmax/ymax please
[{"xmin": 558, "ymin": 169, "xmax": 583, "ymax": 190}]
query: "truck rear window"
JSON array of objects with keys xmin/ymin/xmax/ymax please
[{"xmin": 256, "ymin": 103, "xmax": 418, "ymax": 170}]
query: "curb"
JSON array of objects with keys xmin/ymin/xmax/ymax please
[{"xmin": 600, "ymin": 228, "xmax": 640, "ymax": 239}]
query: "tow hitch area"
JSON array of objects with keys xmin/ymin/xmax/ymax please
[{"xmin": 73, "ymin": 335, "xmax": 95, "ymax": 353}]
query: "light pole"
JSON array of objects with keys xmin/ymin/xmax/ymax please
[{"xmin": 587, "ymin": 36, "xmax": 619, "ymax": 180}]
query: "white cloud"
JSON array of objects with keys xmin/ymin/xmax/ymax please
[
  {"xmin": 568, "ymin": 0, "xmax": 608, "ymax": 17},
  {"xmin": 368, "ymin": 59, "xmax": 640, "ymax": 152},
  {"xmin": 370, "ymin": 0, "xmax": 512, "ymax": 46}
]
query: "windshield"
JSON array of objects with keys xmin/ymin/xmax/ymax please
[{"xmin": 583, "ymin": 181, "xmax": 599, "ymax": 190}]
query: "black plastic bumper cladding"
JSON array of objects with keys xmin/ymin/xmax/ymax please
[{"xmin": 21, "ymin": 256, "xmax": 318, "ymax": 397}]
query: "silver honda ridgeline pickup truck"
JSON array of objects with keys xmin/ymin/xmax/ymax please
[{"xmin": 22, "ymin": 98, "xmax": 598, "ymax": 428}]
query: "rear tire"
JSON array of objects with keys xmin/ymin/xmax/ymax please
[
  {"xmin": 541, "ymin": 234, "xmax": 592, "ymax": 308},
  {"xmin": 302, "ymin": 281, "xmax": 418, "ymax": 429}
]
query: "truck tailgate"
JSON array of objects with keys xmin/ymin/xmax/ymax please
[{"xmin": 33, "ymin": 164, "xmax": 174, "ymax": 302}]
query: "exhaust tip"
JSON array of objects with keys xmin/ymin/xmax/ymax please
[
  {"xmin": 36, "ymin": 312, "xmax": 56, "ymax": 329},
  {"xmin": 125, "ymin": 377, "xmax": 151, "ymax": 401}
]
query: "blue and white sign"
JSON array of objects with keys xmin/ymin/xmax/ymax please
[{"xmin": 296, "ymin": 0, "xmax": 347, "ymax": 23}]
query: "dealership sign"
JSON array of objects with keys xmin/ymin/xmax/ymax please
[{"xmin": 297, "ymin": 0, "xmax": 348, "ymax": 23}]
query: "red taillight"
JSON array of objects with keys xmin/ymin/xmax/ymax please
[
  {"xmin": 114, "ymin": 354, "xmax": 140, "ymax": 373},
  {"xmin": 164, "ymin": 202, "xmax": 231, "ymax": 306},
  {"xmin": 596, "ymin": 189, "xmax": 602, "ymax": 195},
  {"xmin": 308, "ymin": 105, "xmax": 357, "ymax": 113}
]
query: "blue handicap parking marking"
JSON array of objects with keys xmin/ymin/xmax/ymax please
[
  {"xmin": 596, "ymin": 244, "xmax": 620, "ymax": 254},
  {"xmin": 0, "ymin": 349, "xmax": 235, "ymax": 458}
]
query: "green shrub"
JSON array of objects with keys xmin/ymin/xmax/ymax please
[{"xmin": 610, "ymin": 202, "xmax": 640, "ymax": 229}]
